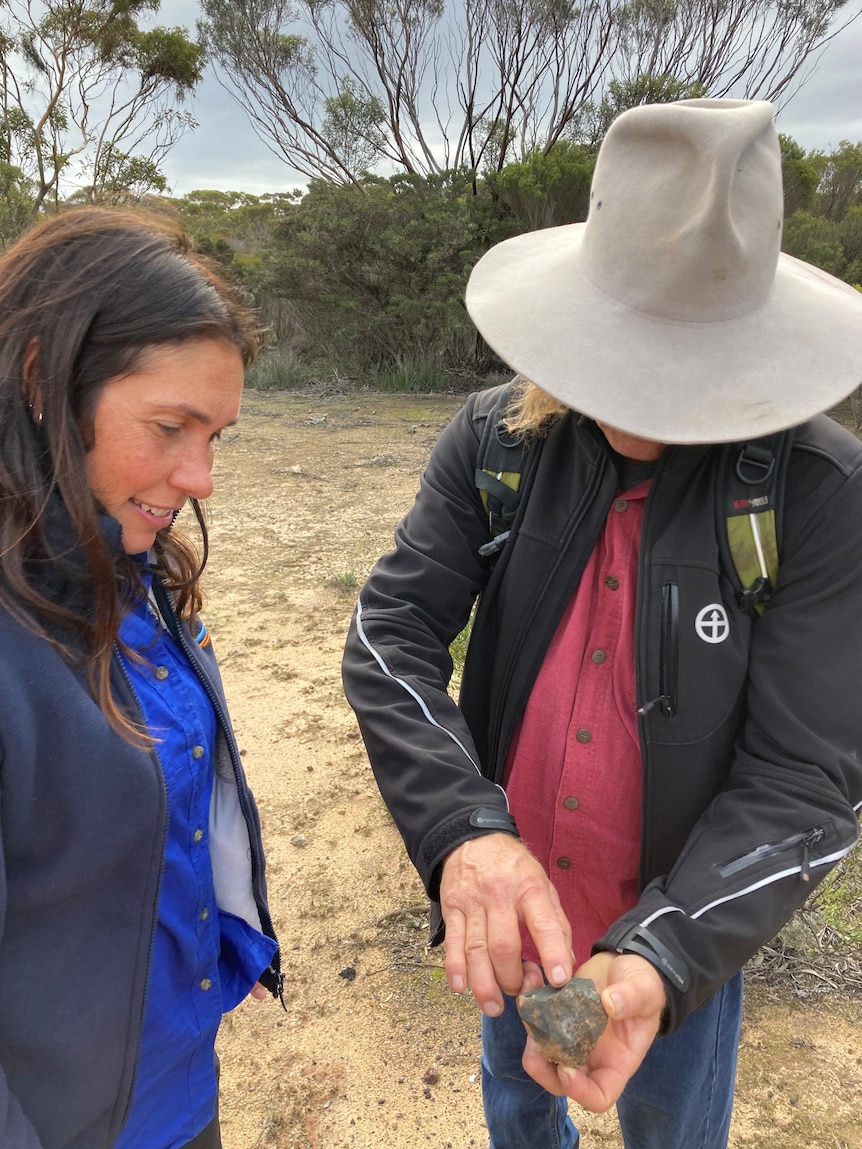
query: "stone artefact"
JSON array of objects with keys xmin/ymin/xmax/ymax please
[{"xmin": 517, "ymin": 977, "xmax": 608, "ymax": 1067}]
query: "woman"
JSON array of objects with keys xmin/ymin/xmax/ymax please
[{"xmin": 0, "ymin": 208, "xmax": 282, "ymax": 1149}]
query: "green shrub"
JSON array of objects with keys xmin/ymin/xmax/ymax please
[
  {"xmin": 449, "ymin": 616, "xmax": 475, "ymax": 697},
  {"xmin": 815, "ymin": 846, "xmax": 862, "ymax": 945},
  {"xmin": 246, "ymin": 345, "xmax": 310, "ymax": 391},
  {"xmin": 330, "ymin": 571, "xmax": 359, "ymax": 592},
  {"xmin": 369, "ymin": 359, "xmax": 448, "ymax": 393}
]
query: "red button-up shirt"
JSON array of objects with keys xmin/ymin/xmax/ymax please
[{"xmin": 504, "ymin": 479, "xmax": 650, "ymax": 968}]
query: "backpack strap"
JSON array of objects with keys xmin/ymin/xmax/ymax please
[
  {"xmin": 722, "ymin": 429, "xmax": 794, "ymax": 617},
  {"xmin": 475, "ymin": 381, "xmax": 527, "ymax": 560},
  {"xmin": 475, "ymin": 385, "xmax": 793, "ymax": 611}
]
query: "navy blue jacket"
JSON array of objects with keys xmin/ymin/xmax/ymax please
[{"xmin": 0, "ymin": 516, "xmax": 280, "ymax": 1149}]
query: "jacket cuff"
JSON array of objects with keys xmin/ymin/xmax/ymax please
[
  {"xmin": 422, "ymin": 807, "xmax": 520, "ymax": 900},
  {"xmin": 592, "ymin": 922, "xmax": 689, "ymax": 1035}
]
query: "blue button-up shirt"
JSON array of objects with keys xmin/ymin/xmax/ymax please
[{"xmin": 115, "ymin": 576, "xmax": 276, "ymax": 1149}]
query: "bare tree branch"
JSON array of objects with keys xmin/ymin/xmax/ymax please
[{"xmin": 199, "ymin": 0, "xmax": 860, "ymax": 186}]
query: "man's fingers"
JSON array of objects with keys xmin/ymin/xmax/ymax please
[
  {"xmin": 557, "ymin": 1064, "xmax": 622, "ymax": 1113},
  {"xmin": 485, "ymin": 907, "xmax": 531, "ymax": 998},
  {"xmin": 463, "ymin": 902, "xmax": 508, "ymax": 1015},
  {"xmin": 443, "ymin": 901, "xmax": 515, "ymax": 1015},
  {"xmin": 599, "ymin": 958, "xmax": 667, "ymax": 1023},
  {"xmin": 519, "ymin": 882, "xmax": 573, "ymax": 987},
  {"xmin": 521, "ymin": 1036, "xmax": 620, "ymax": 1110},
  {"xmin": 520, "ymin": 960, "xmax": 545, "ymax": 994},
  {"xmin": 522, "ymin": 1034, "xmax": 568, "ymax": 1095},
  {"xmin": 443, "ymin": 906, "xmax": 469, "ymax": 993},
  {"xmin": 440, "ymin": 834, "xmax": 574, "ymax": 1009},
  {"xmin": 444, "ymin": 904, "xmax": 517, "ymax": 1015}
]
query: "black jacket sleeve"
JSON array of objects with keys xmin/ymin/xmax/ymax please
[{"xmin": 342, "ymin": 390, "xmax": 518, "ymax": 897}]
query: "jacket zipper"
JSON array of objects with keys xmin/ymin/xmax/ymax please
[
  {"xmin": 716, "ymin": 825, "xmax": 827, "ymax": 882},
  {"xmin": 637, "ymin": 583, "xmax": 679, "ymax": 719},
  {"xmin": 659, "ymin": 582, "xmax": 678, "ymax": 718},
  {"xmin": 634, "ymin": 457, "xmax": 670, "ymax": 887}
]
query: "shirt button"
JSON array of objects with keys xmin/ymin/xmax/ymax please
[
  {"xmin": 563, "ymin": 796, "xmax": 580, "ymax": 810},
  {"xmin": 192, "ymin": 745, "xmax": 205, "ymax": 759},
  {"xmin": 614, "ymin": 499, "xmax": 629, "ymax": 513},
  {"xmin": 604, "ymin": 575, "xmax": 619, "ymax": 590},
  {"xmin": 200, "ymin": 907, "xmax": 210, "ymax": 921},
  {"xmin": 556, "ymin": 856, "xmax": 572, "ymax": 870},
  {"xmin": 591, "ymin": 649, "xmax": 607, "ymax": 664},
  {"xmin": 155, "ymin": 665, "xmax": 169, "ymax": 680},
  {"xmin": 575, "ymin": 728, "xmax": 592, "ymax": 743},
  {"xmin": 193, "ymin": 828, "xmax": 204, "ymax": 843},
  {"xmin": 200, "ymin": 978, "xmax": 213, "ymax": 992}
]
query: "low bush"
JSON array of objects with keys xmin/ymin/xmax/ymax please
[{"xmin": 246, "ymin": 345, "xmax": 312, "ymax": 391}]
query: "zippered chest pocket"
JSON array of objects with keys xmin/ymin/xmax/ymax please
[{"xmin": 644, "ymin": 568, "xmax": 751, "ymax": 746}]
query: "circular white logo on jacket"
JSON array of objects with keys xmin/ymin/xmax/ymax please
[{"xmin": 695, "ymin": 604, "xmax": 730, "ymax": 644}]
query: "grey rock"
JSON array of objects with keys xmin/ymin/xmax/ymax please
[{"xmin": 517, "ymin": 977, "xmax": 608, "ymax": 1067}]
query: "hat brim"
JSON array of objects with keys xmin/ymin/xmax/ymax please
[{"xmin": 465, "ymin": 224, "xmax": 862, "ymax": 444}]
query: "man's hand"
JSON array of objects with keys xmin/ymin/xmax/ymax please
[
  {"xmin": 439, "ymin": 833, "xmax": 573, "ymax": 1017},
  {"xmin": 522, "ymin": 951, "xmax": 666, "ymax": 1112}
]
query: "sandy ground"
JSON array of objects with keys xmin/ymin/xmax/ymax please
[{"xmin": 200, "ymin": 389, "xmax": 862, "ymax": 1149}]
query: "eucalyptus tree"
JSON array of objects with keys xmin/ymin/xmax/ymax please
[
  {"xmin": 812, "ymin": 140, "xmax": 862, "ymax": 221},
  {"xmin": 199, "ymin": 0, "xmax": 858, "ymax": 186},
  {"xmin": 199, "ymin": 0, "xmax": 629, "ymax": 184},
  {"xmin": 607, "ymin": 0, "xmax": 857, "ymax": 108},
  {"xmin": 0, "ymin": 0, "xmax": 205, "ymax": 214}
]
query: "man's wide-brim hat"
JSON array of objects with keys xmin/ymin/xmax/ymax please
[{"xmin": 465, "ymin": 99, "xmax": 862, "ymax": 443}]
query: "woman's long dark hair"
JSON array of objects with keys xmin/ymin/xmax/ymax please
[{"xmin": 0, "ymin": 207, "xmax": 262, "ymax": 740}]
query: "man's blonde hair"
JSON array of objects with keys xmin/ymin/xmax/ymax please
[{"xmin": 503, "ymin": 377, "xmax": 568, "ymax": 439}]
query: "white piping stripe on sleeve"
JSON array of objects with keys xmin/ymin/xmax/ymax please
[
  {"xmin": 690, "ymin": 847, "xmax": 853, "ymax": 919},
  {"xmin": 639, "ymin": 904, "xmax": 686, "ymax": 929},
  {"xmin": 690, "ymin": 866, "xmax": 801, "ymax": 918},
  {"xmin": 639, "ymin": 844, "xmax": 855, "ymax": 931},
  {"xmin": 354, "ymin": 599, "xmax": 483, "ymax": 776}
]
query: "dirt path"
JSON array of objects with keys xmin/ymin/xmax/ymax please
[{"xmin": 203, "ymin": 389, "xmax": 862, "ymax": 1148}]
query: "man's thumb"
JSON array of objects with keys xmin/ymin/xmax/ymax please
[{"xmin": 603, "ymin": 989, "xmax": 626, "ymax": 1020}]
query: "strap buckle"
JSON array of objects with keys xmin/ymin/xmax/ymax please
[{"xmin": 735, "ymin": 443, "xmax": 775, "ymax": 485}]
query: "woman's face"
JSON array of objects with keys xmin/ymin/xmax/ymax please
[{"xmin": 85, "ymin": 338, "xmax": 244, "ymax": 555}]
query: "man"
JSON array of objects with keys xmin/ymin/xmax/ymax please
[{"xmin": 342, "ymin": 99, "xmax": 862, "ymax": 1148}]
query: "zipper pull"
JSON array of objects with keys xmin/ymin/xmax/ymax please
[
  {"xmin": 800, "ymin": 827, "xmax": 825, "ymax": 884},
  {"xmin": 638, "ymin": 695, "xmax": 672, "ymax": 717},
  {"xmin": 274, "ymin": 969, "xmax": 287, "ymax": 1010},
  {"xmin": 800, "ymin": 841, "xmax": 811, "ymax": 883},
  {"xmin": 478, "ymin": 530, "xmax": 510, "ymax": 559}
]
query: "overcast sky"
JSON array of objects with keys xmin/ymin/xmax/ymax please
[{"xmin": 157, "ymin": 1, "xmax": 862, "ymax": 198}]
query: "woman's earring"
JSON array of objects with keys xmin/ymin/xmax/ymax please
[{"xmin": 29, "ymin": 402, "xmax": 43, "ymax": 426}]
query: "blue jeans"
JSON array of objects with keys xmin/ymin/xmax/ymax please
[{"xmin": 481, "ymin": 972, "xmax": 742, "ymax": 1149}]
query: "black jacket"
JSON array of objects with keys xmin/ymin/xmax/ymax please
[
  {"xmin": 0, "ymin": 514, "xmax": 280, "ymax": 1149},
  {"xmin": 343, "ymin": 385, "xmax": 862, "ymax": 1031}
]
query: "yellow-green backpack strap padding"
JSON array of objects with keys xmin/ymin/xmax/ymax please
[
  {"xmin": 725, "ymin": 509, "xmax": 779, "ymax": 617},
  {"xmin": 478, "ymin": 469, "xmax": 521, "ymax": 515},
  {"xmin": 721, "ymin": 431, "xmax": 793, "ymax": 617},
  {"xmin": 475, "ymin": 379, "xmax": 527, "ymax": 542}
]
